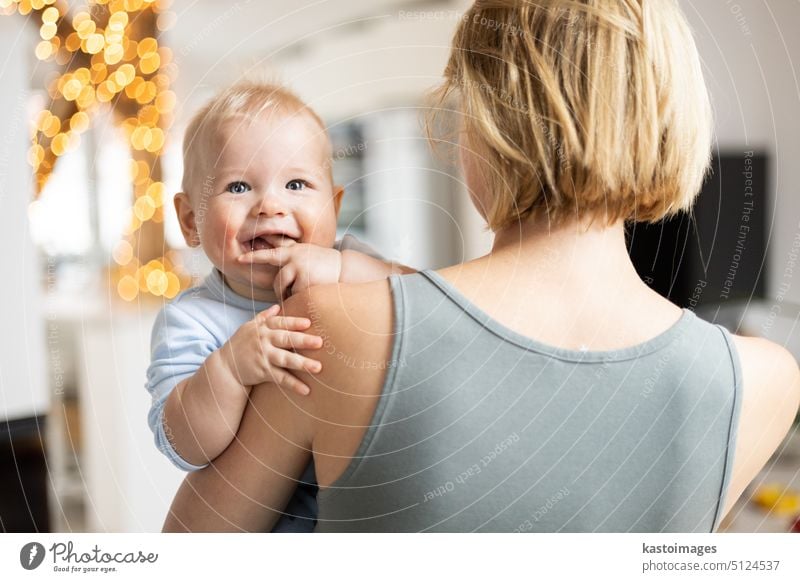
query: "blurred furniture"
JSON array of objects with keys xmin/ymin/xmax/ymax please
[{"xmin": 0, "ymin": 433, "xmax": 50, "ymax": 533}]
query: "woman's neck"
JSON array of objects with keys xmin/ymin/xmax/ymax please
[
  {"xmin": 489, "ymin": 212, "xmax": 642, "ymax": 290},
  {"xmin": 438, "ymin": 211, "xmax": 679, "ymax": 350}
]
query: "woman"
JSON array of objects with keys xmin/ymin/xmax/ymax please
[{"xmin": 163, "ymin": 0, "xmax": 800, "ymax": 532}]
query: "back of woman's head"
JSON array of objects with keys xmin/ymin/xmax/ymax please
[{"xmin": 431, "ymin": 0, "xmax": 713, "ymax": 230}]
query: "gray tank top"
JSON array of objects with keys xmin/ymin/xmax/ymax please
[{"xmin": 315, "ymin": 270, "xmax": 743, "ymax": 532}]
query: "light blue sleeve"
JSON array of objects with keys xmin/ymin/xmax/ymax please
[
  {"xmin": 146, "ymin": 302, "xmax": 218, "ymax": 472},
  {"xmin": 335, "ymin": 233, "xmax": 386, "ymax": 260}
]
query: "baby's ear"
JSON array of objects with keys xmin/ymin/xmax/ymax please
[
  {"xmin": 332, "ymin": 185, "xmax": 345, "ymax": 217},
  {"xmin": 173, "ymin": 192, "xmax": 201, "ymax": 247}
]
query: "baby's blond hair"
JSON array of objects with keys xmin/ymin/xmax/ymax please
[
  {"xmin": 181, "ymin": 80, "xmax": 328, "ymax": 195},
  {"xmin": 429, "ymin": 0, "xmax": 714, "ymax": 231}
]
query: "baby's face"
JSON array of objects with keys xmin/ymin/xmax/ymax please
[{"xmin": 179, "ymin": 111, "xmax": 342, "ymax": 301}]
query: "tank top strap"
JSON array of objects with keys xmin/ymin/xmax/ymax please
[{"xmin": 709, "ymin": 323, "xmax": 744, "ymax": 531}]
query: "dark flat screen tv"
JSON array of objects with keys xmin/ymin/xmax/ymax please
[{"xmin": 626, "ymin": 150, "xmax": 768, "ymax": 309}]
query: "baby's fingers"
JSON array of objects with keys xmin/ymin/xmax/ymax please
[
  {"xmin": 265, "ymin": 315, "xmax": 312, "ymax": 331},
  {"xmin": 273, "ymin": 265, "xmax": 296, "ymax": 302},
  {"xmin": 257, "ymin": 304, "xmax": 281, "ymax": 322},
  {"xmin": 269, "ymin": 348, "xmax": 323, "ymax": 375},
  {"xmin": 270, "ymin": 330, "xmax": 323, "ymax": 350}
]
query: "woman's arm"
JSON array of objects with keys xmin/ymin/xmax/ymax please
[
  {"xmin": 162, "ymin": 373, "xmax": 316, "ymax": 532},
  {"xmin": 719, "ymin": 335, "xmax": 800, "ymax": 521}
]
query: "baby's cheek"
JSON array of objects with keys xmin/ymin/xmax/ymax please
[
  {"xmin": 307, "ymin": 207, "xmax": 339, "ymax": 244},
  {"xmin": 211, "ymin": 216, "xmax": 240, "ymax": 246},
  {"xmin": 224, "ymin": 225, "xmax": 240, "ymax": 246},
  {"xmin": 203, "ymin": 221, "xmax": 239, "ymax": 262}
]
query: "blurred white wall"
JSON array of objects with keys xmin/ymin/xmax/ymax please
[
  {"xmin": 0, "ymin": 18, "xmax": 48, "ymax": 423},
  {"xmin": 169, "ymin": 0, "xmax": 471, "ymax": 119},
  {"xmin": 76, "ymin": 307, "xmax": 183, "ymax": 532}
]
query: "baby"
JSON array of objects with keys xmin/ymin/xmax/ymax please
[{"xmin": 146, "ymin": 81, "xmax": 412, "ymax": 532}]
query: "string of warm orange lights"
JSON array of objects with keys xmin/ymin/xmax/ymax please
[{"xmin": 2, "ymin": 0, "xmax": 190, "ymax": 301}]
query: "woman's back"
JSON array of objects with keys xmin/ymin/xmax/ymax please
[{"xmin": 315, "ymin": 270, "xmax": 742, "ymax": 532}]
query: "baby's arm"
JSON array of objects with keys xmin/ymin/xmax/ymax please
[
  {"xmin": 150, "ymin": 305, "xmax": 323, "ymax": 468},
  {"xmin": 161, "ymin": 347, "xmax": 248, "ymax": 468},
  {"xmin": 237, "ymin": 243, "xmax": 415, "ymax": 299},
  {"xmin": 339, "ymin": 249, "xmax": 416, "ymax": 282}
]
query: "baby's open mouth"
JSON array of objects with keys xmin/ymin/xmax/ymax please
[
  {"xmin": 247, "ymin": 236, "xmax": 272, "ymax": 252},
  {"xmin": 243, "ymin": 234, "xmax": 298, "ymax": 252}
]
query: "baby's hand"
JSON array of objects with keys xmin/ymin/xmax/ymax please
[
  {"xmin": 223, "ymin": 304, "xmax": 323, "ymax": 396},
  {"xmin": 237, "ymin": 243, "xmax": 342, "ymax": 300}
]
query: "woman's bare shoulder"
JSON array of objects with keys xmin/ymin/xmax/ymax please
[
  {"xmin": 282, "ymin": 279, "xmax": 396, "ymax": 395},
  {"xmin": 285, "ymin": 279, "xmax": 394, "ymax": 335},
  {"xmin": 730, "ymin": 333, "xmax": 800, "ymax": 399},
  {"xmin": 720, "ymin": 333, "xmax": 800, "ymax": 518},
  {"xmin": 729, "ymin": 333, "xmax": 799, "ymax": 438}
]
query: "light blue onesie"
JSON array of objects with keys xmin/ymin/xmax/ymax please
[{"xmin": 146, "ymin": 234, "xmax": 382, "ymax": 532}]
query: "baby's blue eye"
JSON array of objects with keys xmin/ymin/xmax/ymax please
[
  {"xmin": 226, "ymin": 181, "xmax": 250, "ymax": 194},
  {"xmin": 286, "ymin": 179, "xmax": 308, "ymax": 192}
]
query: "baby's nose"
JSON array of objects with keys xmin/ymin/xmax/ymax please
[{"xmin": 253, "ymin": 191, "xmax": 288, "ymax": 217}]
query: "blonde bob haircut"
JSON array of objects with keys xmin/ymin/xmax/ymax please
[{"xmin": 429, "ymin": 0, "xmax": 714, "ymax": 231}]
